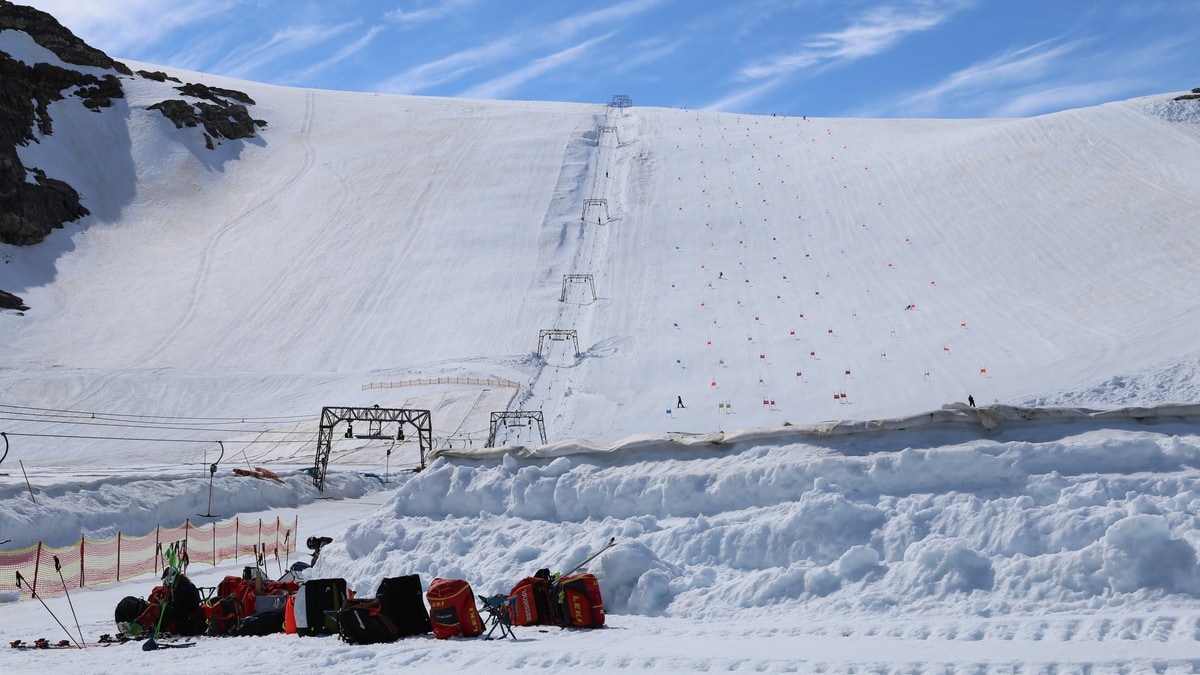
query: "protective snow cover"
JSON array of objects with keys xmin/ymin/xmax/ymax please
[{"xmin": 430, "ymin": 402, "xmax": 1200, "ymax": 461}]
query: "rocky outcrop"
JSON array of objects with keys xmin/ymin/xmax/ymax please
[
  {"xmin": 148, "ymin": 83, "xmax": 266, "ymax": 148},
  {"xmin": 0, "ymin": 1, "xmax": 269, "ymax": 308},
  {"xmin": 0, "ymin": 47, "xmax": 117, "ymax": 246},
  {"xmin": 0, "ymin": 288, "xmax": 27, "ymax": 311},
  {"xmin": 176, "ymin": 82, "xmax": 255, "ymax": 106},
  {"xmin": 0, "ymin": 0, "xmax": 127, "ymax": 307},
  {"xmin": 136, "ymin": 70, "xmax": 181, "ymax": 84},
  {"xmin": 0, "ymin": 0, "xmax": 131, "ymax": 74},
  {"xmin": 1174, "ymin": 87, "xmax": 1200, "ymax": 102}
]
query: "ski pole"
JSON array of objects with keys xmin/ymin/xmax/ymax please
[
  {"xmin": 563, "ymin": 537, "xmax": 617, "ymax": 578},
  {"xmin": 15, "ymin": 571, "xmax": 82, "ymax": 649},
  {"xmin": 143, "ymin": 591, "xmax": 170, "ymax": 651},
  {"xmin": 53, "ymin": 556, "xmax": 86, "ymax": 646}
]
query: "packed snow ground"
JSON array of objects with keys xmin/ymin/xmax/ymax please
[{"xmin": 3, "ymin": 25, "xmax": 1200, "ymax": 672}]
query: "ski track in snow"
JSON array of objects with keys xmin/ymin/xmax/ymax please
[{"xmin": 140, "ymin": 89, "xmax": 320, "ymax": 365}]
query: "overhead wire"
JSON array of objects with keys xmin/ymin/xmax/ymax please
[
  {"xmin": 0, "ymin": 402, "xmax": 313, "ymax": 424},
  {"xmin": 0, "ymin": 415, "xmax": 314, "ymax": 435},
  {"xmin": 1, "ymin": 430, "xmax": 315, "ymax": 444}
]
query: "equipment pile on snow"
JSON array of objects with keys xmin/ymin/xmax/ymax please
[{"xmin": 16, "ymin": 535, "xmax": 615, "ymax": 650}]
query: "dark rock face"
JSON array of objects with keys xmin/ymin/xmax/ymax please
[
  {"xmin": 0, "ymin": 288, "xmax": 28, "ymax": 311},
  {"xmin": 0, "ymin": 54, "xmax": 109, "ymax": 246},
  {"xmin": 0, "ymin": 1, "xmax": 270, "ymax": 308},
  {"xmin": 177, "ymin": 82, "xmax": 256, "ymax": 106},
  {"xmin": 0, "ymin": 0, "xmax": 127, "ymax": 307},
  {"xmin": 137, "ymin": 70, "xmax": 181, "ymax": 83},
  {"xmin": 0, "ymin": 0, "xmax": 131, "ymax": 75},
  {"xmin": 147, "ymin": 83, "xmax": 266, "ymax": 146}
]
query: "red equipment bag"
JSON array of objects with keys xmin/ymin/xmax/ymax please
[
  {"xmin": 203, "ymin": 594, "xmax": 243, "ymax": 636},
  {"xmin": 557, "ymin": 573, "xmax": 605, "ymax": 628},
  {"xmin": 425, "ymin": 578, "xmax": 483, "ymax": 639},
  {"xmin": 217, "ymin": 575, "xmax": 257, "ymax": 616},
  {"xmin": 506, "ymin": 574, "xmax": 556, "ymax": 627}
]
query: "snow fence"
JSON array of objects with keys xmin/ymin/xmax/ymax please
[{"xmin": 0, "ymin": 515, "xmax": 297, "ymax": 599}]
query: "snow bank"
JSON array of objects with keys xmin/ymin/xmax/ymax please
[
  {"xmin": 320, "ymin": 417, "xmax": 1200, "ymax": 619},
  {"xmin": 0, "ymin": 469, "xmax": 384, "ymax": 549}
]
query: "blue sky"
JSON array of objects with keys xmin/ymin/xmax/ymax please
[{"xmin": 20, "ymin": 0, "xmax": 1200, "ymax": 118}]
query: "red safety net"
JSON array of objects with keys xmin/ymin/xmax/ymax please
[{"xmin": 0, "ymin": 516, "xmax": 297, "ymax": 598}]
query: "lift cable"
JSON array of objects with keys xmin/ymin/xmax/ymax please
[
  {"xmin": 0, "ymin": 415, "xmax": 314, "ymax": 435},
  {"xmin": 0, "ymin": 408, "xmax": 308, "ymax": 427},
  {"xmin": 0, "ymin": 402, "xmax": 312, "ymax": 424},
  {"xmin": 2, "ymin": 430, "xmax": 316, "ymax": 444}
]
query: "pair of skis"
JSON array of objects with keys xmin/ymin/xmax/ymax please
[
  {"xmin": 11, "ymin": 635, "xmax": 193, "ymax": 650},
  {"xmin": 11, "ymin": 638, "xmax": 107, "ymax": 650}
]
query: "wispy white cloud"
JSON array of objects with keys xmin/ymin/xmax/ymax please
[
  {"xmin": 386, "ymin": 0, "xmax": 478, "ymax": 27},
  {"xmin": 376, "ymin": 34, "xmax": 522, "ymax": 93},
  {"xmin": 709, "ymin": 1, "xmax": 973, "ymax": 113},
  {"xmin": 23, "ymin": 0, "xmax": 241, "ymax": 57},
  {"xmin": 703, "ymin": 77, "xmax": 788, "ymax": 113},
  {"xmin": 210, "ymin": 21, "xmax": 361, "ymax": 80},
  {"xmin": 740, "ymin": 1, "xmax": 971, "ymax": 81},
  {"xmin": 376, "ymin": 0, "xmax": 666, "ymax": 96},
  {"xmin": 544, "ymin": 0, "xmax": 669, "ymax": 42},
  {"xmin": 285, "ymin": 25, "xmax": 387, "ymax": 84},
  {"xmin": 886, "ymin": 39, "xmax": 1085, "ymax": 116},
  {"xmin": 609, "ymin": 35, "xmax": 686, "ymax": 75},
  {"xmin": 992, "ymin": 80, "xmax": 1135, "ymax": 118},
  {"xmin": 458, "ymin": 34, "xmax": 613, "ymax": 100}
]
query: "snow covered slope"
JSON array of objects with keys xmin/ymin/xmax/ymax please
[
  {"xmin": 4, "ymin": 25, "xmax": 1200, "ymax": 671},
  {"xmin": 1, "ymin": 41, "xmax": 1198, "ymax": 464}
]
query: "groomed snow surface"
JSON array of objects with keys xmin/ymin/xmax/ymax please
[{"xmin": 2, "ymin": 33, "xmax": 1200, "ymax": 672}]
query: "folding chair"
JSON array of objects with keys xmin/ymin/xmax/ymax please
[{"xmin": 478, "ymin": 594, "xmax": 515, "ymax": 640}]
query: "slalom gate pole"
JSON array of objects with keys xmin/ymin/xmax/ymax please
[
  {"xmin": 15, "ymin": 571, "xmax": 82, "ymax": 649},
  {"xmin": 53, "ymin": 555, "xmax": 86, "ymax": 646}
]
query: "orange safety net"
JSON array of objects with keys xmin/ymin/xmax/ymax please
[{"xmin": 0, "ymin": 516, "xmax": 297, "ymax": 598}]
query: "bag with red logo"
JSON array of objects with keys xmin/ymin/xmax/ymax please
[
  {"xmin": 425, "ymin": 578, "xmax": 483, "ymax": 639},
  {"xmin": 506, "ymin": 569, "xmax": 557, "ymax": 627},
  {"xmin": 556, "ymin": 573, "xmax": 604, "ymax": 628}
]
